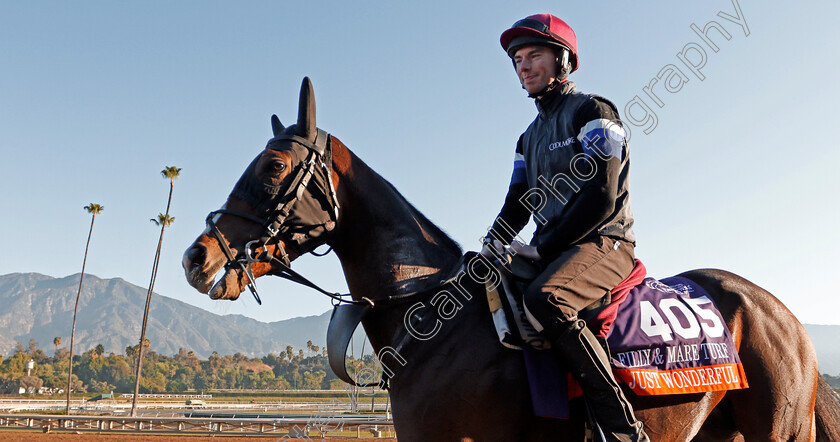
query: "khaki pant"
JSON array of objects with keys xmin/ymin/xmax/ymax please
[{"xmin": 523, "ymin": 236, "xmax": 634, "ymax": 339}]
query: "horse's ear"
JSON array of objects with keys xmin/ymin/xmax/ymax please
[
  {"xmin": 297, "ymin": 76, "xmax": 316, "ymax": 142},
  {"xmin": 270, "ymin": 114, "xmax": 285, "ymax": 137}
]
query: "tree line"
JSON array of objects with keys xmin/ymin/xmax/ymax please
[{"xmin": 0, "ymin": 338, "xmax": 379, "ymax": 394}]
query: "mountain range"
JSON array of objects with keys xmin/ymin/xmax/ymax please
[
  {"xmin": 0, "ymin": 272, "xmax": 334, "ymax": 359},
  {"xmin": 0, "ymin": 272, "xmax": 838, "ymax": 376}
]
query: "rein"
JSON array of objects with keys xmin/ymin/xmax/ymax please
[
  {"xmin": 208, "ymin": 198, "xmax": 468, "ymax": 310},
  {"xmin": 206, "ymin": 208, "xmax": 352, "ymax": 306},
  {"xmin": 204, "ymin": 128, "xmax": 466, "ymax": 310}
]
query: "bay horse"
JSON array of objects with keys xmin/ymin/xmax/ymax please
[{"xmin": 183, "ymin": 78, "xmax": 840, "ymax": 441}]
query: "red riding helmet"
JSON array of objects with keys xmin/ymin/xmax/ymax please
[{"xmin": 500, "ymin": 14, "xmax": 579, "ymax": 73}]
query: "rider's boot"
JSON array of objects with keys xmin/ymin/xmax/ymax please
[{"xmin": 552, "ymin": 319, "xmax": 649, "ymax": 442}]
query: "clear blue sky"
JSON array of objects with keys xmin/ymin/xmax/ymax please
[{"xmin": 1, "ymin": 1, "xmax": 838, "ymax": 326}]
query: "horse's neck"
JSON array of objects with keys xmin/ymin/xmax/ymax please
[
  {"xmin": 330, "ymin": 143, "xmax": 461, "ymax": 296},
  {"xmin": 328, "ymin": 140, "xmax": 463, "ymax": 348}
]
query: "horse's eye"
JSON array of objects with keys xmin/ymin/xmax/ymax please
[{"xmin": 269, "ymin": 161, "xmax": 286, "ymax": 172}]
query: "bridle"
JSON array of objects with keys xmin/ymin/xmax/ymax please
[{"xmin": 204, "ymin": 127, "xmax": 343, "ymax": 305}]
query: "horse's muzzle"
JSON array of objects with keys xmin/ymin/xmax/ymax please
[{"xmin": 183, "ymin": 241, "xmax": 246, "ymax": 301}]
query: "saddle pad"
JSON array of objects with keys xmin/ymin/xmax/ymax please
[
  {"xmin": 606, "ymin": 276, "xmax": 749, "ymax": 395},
  {"xmin": 486, "ymin": 259, "xmax": 748, "ymax": 411}
]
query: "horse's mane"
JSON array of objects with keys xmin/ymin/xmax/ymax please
[
  {"xmin": 381, "ymin": 178, "xmax": 463, "ymax": 258},
  {"xmin": 347, "ymin": 146, "xmax": 463, "ymax": 260}
]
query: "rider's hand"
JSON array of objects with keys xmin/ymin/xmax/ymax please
[
  {"xmin": 480, "ymin": 237, "xmax": 505, "ymax": 259},
  {"xmin": 509, "ymin": 240, "xmax": 541, "ymax": 261}
]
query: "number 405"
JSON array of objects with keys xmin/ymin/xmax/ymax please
[{"xmin": 640, "ymin": 296, "xmax": 725, "ymax": 342}]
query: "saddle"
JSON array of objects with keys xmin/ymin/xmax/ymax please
[{"xmin": 487, "ymin": 253, "xmax": 642, "ymax": 351}]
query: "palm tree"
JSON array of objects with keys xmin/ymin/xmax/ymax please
[
  {"xmin": 53, "ymin": 337, "xmax": 61, "ymax": 354},
  {"xmin": 150, "ymin": 213, "xmax": 175, "ymax": 226},
  {"xmin": 67, "ymin": 203, "xmax": 103, "ymax": 415},
  {"xmin": 131, "ymin": 166, "xmax": 180, "ymax": 417}
]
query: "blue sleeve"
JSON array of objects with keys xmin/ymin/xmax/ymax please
[
  {"xmin": 490, "ymin": 135, "xmax": 530, "ymax": 244},
  {"xmin": 510, "ymin": 151, "xmax": 526, "ymax": 185}
]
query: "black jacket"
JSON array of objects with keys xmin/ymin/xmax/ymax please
[{"xmin": 489, "ymin": 81, "xmax": 635, "ymax": 260}]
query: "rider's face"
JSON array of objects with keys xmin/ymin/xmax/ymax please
[{"xmin": 513, "ymin": 46, "xmax": 558, "ymax": 95}]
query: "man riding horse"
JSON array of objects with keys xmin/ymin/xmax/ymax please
[{"xmin": 482, "ymin": 14, "xmax": 647, "ymax": 441}]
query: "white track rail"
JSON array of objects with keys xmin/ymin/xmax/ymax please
[{"xmin": 0, "ymin": 413, "xmax": 394, "ymax": 437}]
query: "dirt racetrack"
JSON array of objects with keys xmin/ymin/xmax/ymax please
[{"xmin": 0, "ymin": 432, "xmax": 397, "ymax": 441}]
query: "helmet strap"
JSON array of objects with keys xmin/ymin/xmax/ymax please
[{"xmin": 527, "ymin": 77, "xmax": 563, "ymax": 99}]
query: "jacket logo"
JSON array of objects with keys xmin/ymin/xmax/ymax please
[{"xmin": 548, "ymin": 137, "xmax": 576, "ymax": 151}]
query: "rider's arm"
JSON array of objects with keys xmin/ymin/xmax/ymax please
[
  {"xmin": 536, "ymin": 97, "xmax": 627, "ymax": 257},
  {"xmin": 488, "ymin": 135, "xmax": 531, "ymax": 244}
]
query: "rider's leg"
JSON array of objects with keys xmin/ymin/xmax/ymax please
[
  {"xmin": 553, "ymin": 319, "xmax": 646, "ymax": 442},
  {"xmin": 523, "ymin": 236, "xmax": 648, "ymax": 442}
]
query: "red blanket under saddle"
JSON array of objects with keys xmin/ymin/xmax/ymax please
[{"xmin": 590, "ymin": 259, "xmax": 647, "ymax": 338}]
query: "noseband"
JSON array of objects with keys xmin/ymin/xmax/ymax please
[{"xmin": 205, "ymin": 128, "xmax": 341, "ymax": 304}]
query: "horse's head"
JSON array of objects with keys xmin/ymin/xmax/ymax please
[{"xmin": 183, "ymin": 77, "xmax": 340, "ymax": 301}]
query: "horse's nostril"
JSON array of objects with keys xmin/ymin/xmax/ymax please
[{"xmin": 184, "ymin": 245, "xmax": 207, "ymax": 269}]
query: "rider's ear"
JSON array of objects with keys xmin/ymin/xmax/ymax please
[
  {"xmin": 271, "ymin": 114, "xmax": 285, "ymax": 137},
  {"xmin": 297, "ymin": 76, "xmax": 317, "ymax": 142}
]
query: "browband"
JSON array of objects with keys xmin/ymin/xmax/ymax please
[{"xmin": 267, "ymin": 128, "xmax": 329, "ymax": 156}]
